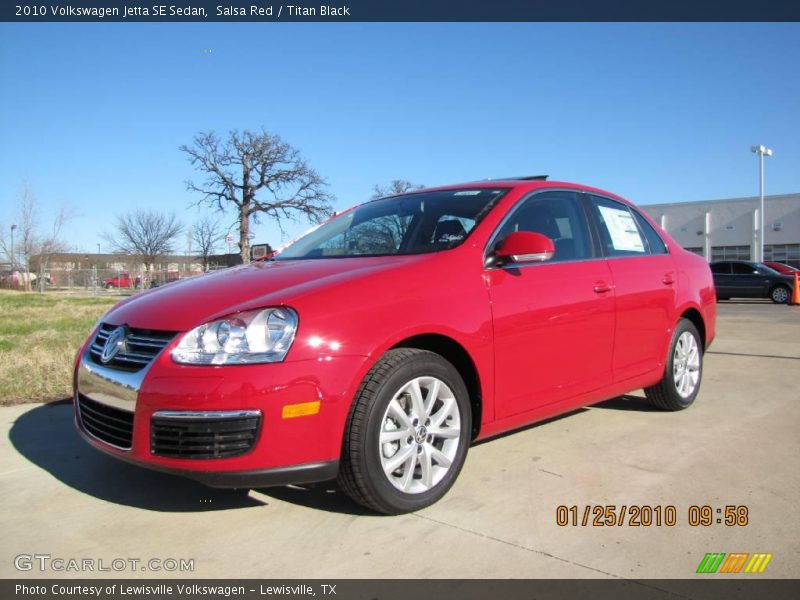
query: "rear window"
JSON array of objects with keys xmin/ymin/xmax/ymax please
[{"xmin": 632, "ymin": 210, "xmax": 668, "ymax": 255}]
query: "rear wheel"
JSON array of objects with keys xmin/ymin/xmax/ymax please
[
  {"xmin": 645, "ymin": 318, "xmax": 703, "ymax": 411},
  {"xmin": 338, "ymin": 348, "xmax": 471, "ymax": 514},
  {"xmin": 770, "ymin": 286, "xmax": 790, "ymax": 304}
]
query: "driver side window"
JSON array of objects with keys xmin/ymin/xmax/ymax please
[
  {"xmin": 731, "ymin": 263, "xmax": 758, "ymax": 275},
  {"xmin": 494, "ymin": 191, "xmax": 592, "ymax": 262}
]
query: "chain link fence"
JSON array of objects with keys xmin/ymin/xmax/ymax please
[{"xmin": 0, "ymin": 266, "xmax": 205, "ymax": 295}]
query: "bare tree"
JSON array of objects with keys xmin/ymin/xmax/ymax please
[
  {"xmin": 180, "ymin": 129, "xmax": 334, "ymax": 264},
  {"xmin": 33, "ymin": 206, "xmax": 70, "ymax": 293},
  {"xmin": 103, "ymin": 210, "xmax": 182, "ymax": 281},
  {"xmin": 191, "ymin": 215, "xmax": 225, "ymax": 272},
  {"xmin": 0, "ymin": 182, "xmax": 71, "ymax": 292},
  {"xmin": 13, "ymin": 184, "xmax": 36, "ymax": 291},
  {"xmin": 371, "ymin": 179, "xmax": 424, "ymax": 200}
]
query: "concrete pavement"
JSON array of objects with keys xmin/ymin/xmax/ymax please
[{"xmin": 1, "ymin": 301, "xmax": 798, "ymax": 579}]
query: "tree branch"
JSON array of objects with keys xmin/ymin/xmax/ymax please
[{"xmin": 181, "ymin": 128, "xmax": 334, "ymax": 263}]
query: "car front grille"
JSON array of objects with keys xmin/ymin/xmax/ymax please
[
  {"xmin": 89, "ymin": 323, "xmax": 176, "ymax": 371},
  {"xmin": 77, "ymin": 393, "xmax": 134, "ymax": 450},
  {"xmin": 151, "ymin": 413, "xmax": 261, "ymax": 459}
]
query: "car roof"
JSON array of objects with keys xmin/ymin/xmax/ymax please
[{"xmin": 408, "ymin": 179, "xmax": 630, "ymax": 204}]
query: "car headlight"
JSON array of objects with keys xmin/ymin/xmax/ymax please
[{"xmin": 171, "ymin": 307, "xmax": 298, "ymax": 365}]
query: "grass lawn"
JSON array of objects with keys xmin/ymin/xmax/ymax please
[{"xmin": 0, "ymin": 291, "xmax": 120, "ymax": 405}]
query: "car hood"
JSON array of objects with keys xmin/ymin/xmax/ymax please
[{"xmin": 105, "ymin": 256, "xmax": 426, "ymax": 332}]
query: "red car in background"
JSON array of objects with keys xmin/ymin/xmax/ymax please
[
  {"xmin": 763, "ymin": 261, "xmax": 800, "ymax": 276},
  {"xmin": 102, "ymin": 273, "xmax": 141, "ymax": 289},
  {"xmin": 74, "ymin": 179, "xmax": 716, "ymax": 514}
]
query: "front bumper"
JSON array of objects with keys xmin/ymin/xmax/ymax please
[
  {"xmin": 105, "ymin": 445, "xmax": 340, "ymax": 488},
  {"xmin": 74, "ymin": 343, "xmax": 368, "ymax": 488}
]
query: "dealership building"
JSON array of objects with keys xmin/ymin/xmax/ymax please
[{"xmin": 641, "ymin": 193, "xmax": 800, "ymax": 267}]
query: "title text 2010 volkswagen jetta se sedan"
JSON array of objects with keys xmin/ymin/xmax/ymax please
[{"xmin": 74, "ymin": 178, "xmax": 716, "ymax": 514}]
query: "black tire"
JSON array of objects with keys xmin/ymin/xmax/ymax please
[
  {"xmin": 645, "ymin": 318, "xmax": 703, "ymax": 411},
  {"xmin": 338, "ymin": 348, "xmax": 471, "ymax": 515},
  {"xmin": 770, "ymin": 286, "xmax": 790, "ymax": 304},
  {"xmin": 105, "ymin": 283, "xmax": 114, "ymax": 290}
]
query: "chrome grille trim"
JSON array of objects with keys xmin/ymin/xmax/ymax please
[
  {"xmin": 77, "ymin": 323, "xmax": 176, "ymax": 413},
  {"xmin": 152, "ymin": 410, "xmax": 263, "ymax": 420},
  {"xmin": 76, "ymin": 323, "xmax": 178, "ymax": 450},
  {"xmin": 77, "ymin": 353, "xmax": 142, "ymax": 411},
  {"xmin": 88, "ymin": 323, "xmax": 176, "ymax": 372}
]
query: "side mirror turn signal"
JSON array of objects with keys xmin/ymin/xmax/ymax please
[{"xmin": 494, "ymin": 231, "xmax": 555, "ymax": 264}]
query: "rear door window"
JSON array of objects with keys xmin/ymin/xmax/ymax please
[{"xmin": 589, "ymin": 196, "xmax": 647, "ymax": 257}]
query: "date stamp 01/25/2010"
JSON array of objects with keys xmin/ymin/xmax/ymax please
[{"xmin": 556, "ymin": 504, "xmax": 750, "ymax": 527}]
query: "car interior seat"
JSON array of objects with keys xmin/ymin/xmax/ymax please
[{"xmin": 433, "ymin": 219, "xmax": 467, "ymax": 244}]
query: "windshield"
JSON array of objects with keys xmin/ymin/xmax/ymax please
[{"xmin": 275, "ymin": 188, "xmax": 509, "ymax": 260}]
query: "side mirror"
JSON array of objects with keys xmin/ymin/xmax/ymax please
[{"xmin": 495, "ymin": 231, "xmax": 555, "ymax": 264}]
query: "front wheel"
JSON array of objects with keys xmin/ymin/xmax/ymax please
[
  {"xmin": 645, "ymin": 318, "xmax": 703, "ymax": 411},
  {"xmin": 338, "ymin": 348, "xmax": 471, "ymax": 514}
]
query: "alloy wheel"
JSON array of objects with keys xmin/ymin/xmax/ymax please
[
  {"xmin": 378, "ymin": 376, "xmax": 461, "ymax": 494},
  {"xmin": 673, "ymin": 331, "xmax": 700, "ymax": 399},
  {"xmin": 772, "ymin": 287, "xmax": 789, "ymax": 303}
]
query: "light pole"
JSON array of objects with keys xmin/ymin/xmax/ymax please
[
  {"xmin": 9, "ymin": 224, "xmax": 16, "ymax": 270},
  {"xmin": 750, "ymin": 144, "xmax": 773, "ymax": 263}
]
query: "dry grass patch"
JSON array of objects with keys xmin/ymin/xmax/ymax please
[{"xmin": 0, "ymin": 291, "xmax": 120, "ymax": 405}]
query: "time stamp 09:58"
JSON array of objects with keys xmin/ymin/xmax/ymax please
[{"xmin": 556, "ymin": 505, "xmax": 750, "ymax": 527}]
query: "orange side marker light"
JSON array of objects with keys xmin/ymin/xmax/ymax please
[{"xmin": 282, "ymin": 401, "xmax": 321, "ymax": 419}]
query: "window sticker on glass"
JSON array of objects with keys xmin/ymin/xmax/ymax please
[{"xmin": 598, "ymin": 205, "xmax": 645, "ymax": 252}]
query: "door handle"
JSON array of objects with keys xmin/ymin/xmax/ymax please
[
  {"xmin": 662, "ymin": 273, "xmax": 676, "ymax": 285},
  {"xmin": 593, "ymin": 281, "xmax": 613, "ymax": 294}
]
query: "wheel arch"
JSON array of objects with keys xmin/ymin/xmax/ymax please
[
  {"xmin": 679, "ymin": 306, "xmax": 707, "ymax": 351},
  {"xmin": 391, "ymin": 333, "xmax": 483, "ymax": 439}
]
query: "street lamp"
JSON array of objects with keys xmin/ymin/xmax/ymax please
[
  {"xmin": 9, "ymin": 224, "xmax": 16, "ymax": 270},
  {"xmin": 750, "ymin": 144, "xmax": 773, "ymax": 263}
]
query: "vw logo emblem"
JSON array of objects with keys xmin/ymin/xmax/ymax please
[{"xmin": 101, "ymin": 326, "xmax": 127, "ymax": 363}]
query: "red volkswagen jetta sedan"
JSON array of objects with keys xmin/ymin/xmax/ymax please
[{"xmin": 74, "ymin": 178, "xmax": 716, "ymax": 514}]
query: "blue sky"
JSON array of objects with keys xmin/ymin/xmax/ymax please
[{"xmin": 1, "ymin": 23, "xmax": 799, "ymax": 253}]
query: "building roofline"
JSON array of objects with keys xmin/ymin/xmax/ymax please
[{"xmin": 642, "ymin": 192, "xmax": 799, "ymax": 210}]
